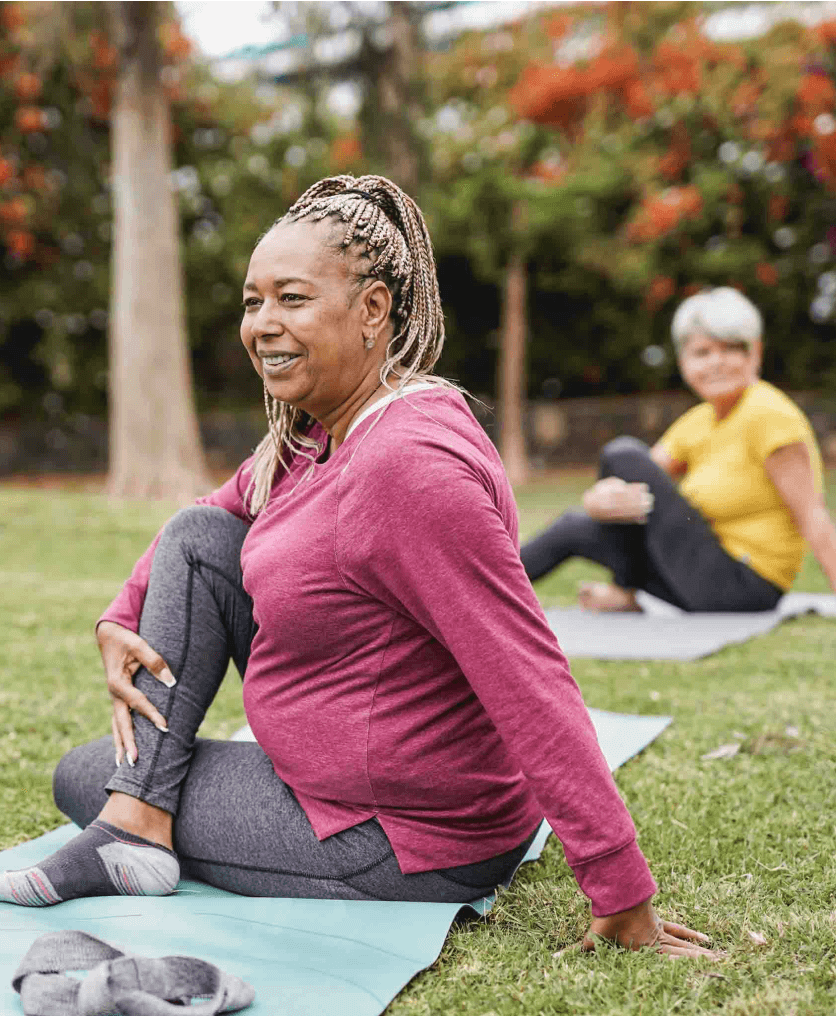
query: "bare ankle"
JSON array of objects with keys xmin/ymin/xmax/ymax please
[
  {"xmin": 578, "ymin": 581, "xmax": 641, "ymax": 613},
  {"xmin": 99, "ymin": 793, "xmax": 174, "ymax": 850}
]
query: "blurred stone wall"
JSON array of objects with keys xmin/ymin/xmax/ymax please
[
  {"xmin": 0, "ymin": 410, "xmax": 266, "ymax": 477},
  {"xmin": 2, "ymin": 389, "xmax": 836, "ymax": 477},
  {"xmin": 472, "ymin": 389, "xmax": 836, "ymax": 468}
]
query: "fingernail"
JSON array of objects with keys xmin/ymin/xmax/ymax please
[
  {"xmin": 115, "ymin": 753, "xmax": 121, "ymax": 767},
  {"xmin": 161, "ymin": 668, "xmax": 177, "ymax": 687},
  {"xmin": 155, "ymin": 722, "xmax": 169, "ymax": 733},
  {"xmin": 127, "ymin": 753, "xmax": 135, "ymax": 768}
]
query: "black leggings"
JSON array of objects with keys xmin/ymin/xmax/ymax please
[
  {"xmin": 520, "ymin": 437, "xmax": 783, "ymax": 613},
  {"xmin": 54, "ymin": 505, "xmax": 538, "ymax": 902}
]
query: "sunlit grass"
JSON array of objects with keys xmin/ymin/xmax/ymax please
[{"xmin": 1, "ymin": 472, "xmax": 835, "ymax": 1015}]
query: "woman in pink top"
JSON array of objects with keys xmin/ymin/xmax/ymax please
[{"xmin": 1, "ymin": 176, "xmax": 714, "ymax": 958}]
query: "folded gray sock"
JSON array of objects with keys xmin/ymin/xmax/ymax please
[{"xmin": 0, "ymin": 819, "xmax": 180, "ymax": 906}]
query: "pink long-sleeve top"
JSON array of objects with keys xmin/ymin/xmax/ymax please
[{"xmin": 100, "ymin": 387, "xmax": 657, "ymax": 916}]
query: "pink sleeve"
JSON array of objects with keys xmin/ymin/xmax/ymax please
[
  {"xmin": 340, "ymin": 451, "xmax": 657, "ymax": 917},
  {"xmin": 97, "ymin": 458, "xmax": 256, "ymax": 634}
]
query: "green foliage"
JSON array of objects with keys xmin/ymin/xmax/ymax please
[
  {"xmin": 0, "ymin": 1, "xmax": 343, "ymax": 419},
  {"xmin": 3, "ymin": 2, "xmax": 836, "ymax": 418},
  {"xmin": 424, "ymin": 5, "xmax": 836, "ymax": 397}
]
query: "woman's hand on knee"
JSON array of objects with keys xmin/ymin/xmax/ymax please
[
  {"xmin": 582, "ymin": 477, "xmax": 654, "ymax": 524},
  {"xmin": 581, "ymin": 899, "xmax": 721, "ymax": 959},
  {"xmin": 96, "ymin": 621, "xmax": 175, "ymax": 766}
]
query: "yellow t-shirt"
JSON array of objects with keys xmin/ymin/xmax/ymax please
[{"xmin": 658, "ymin": 380, "xmax": 823, "ymax": 590}]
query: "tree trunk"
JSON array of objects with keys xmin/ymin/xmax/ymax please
[
  {"xmin": 497, "ymin": 207, "xmax": 529, "ymax": 487},
  {"xmin": 107, "ymin": 2, "xmax": 210, "ymax": 500},
  {"xmin": 359, "ymin": 2, "xmax": 422, "ymax": 193}
]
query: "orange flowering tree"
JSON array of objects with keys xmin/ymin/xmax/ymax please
[
  {"xmin": 427, "ymin": 3, "xmax": 836, "ymax": 399},
  {"xmin": 503, "ymin": 1, "xmax": 836, "ymax": 390}
]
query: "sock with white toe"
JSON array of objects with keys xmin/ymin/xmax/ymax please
[{"xmin": 0, "ymin": 819, "xmax": 180, "ymax": 907}]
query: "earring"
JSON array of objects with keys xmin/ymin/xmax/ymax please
[{"xmin": 364, "ymin": 337, "xmax": 376, "ymax": 349}]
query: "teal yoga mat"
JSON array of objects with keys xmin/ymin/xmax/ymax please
[{"xmin": 0, "ymin": 708, "xmax": 670, "ymax": 1016}]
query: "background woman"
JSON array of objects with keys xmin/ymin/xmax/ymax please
[
  {"xmin": 522, "ymin": 287, "xmax": 836, "ymax": 612},
  {"xmin": 2, "ymin": 176, "xmax": 713, "ymax": 958}
]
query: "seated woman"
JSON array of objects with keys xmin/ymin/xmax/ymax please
[
  {"xmin": 522, "ymin": 287, "xmax": 836, "ymax": 613},
  {"xmin": 1, "ymin": 176, "xmax": 713, "ymax": 958}
]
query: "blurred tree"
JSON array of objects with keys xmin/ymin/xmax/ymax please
[
  {"xmin": 4, "ymin": 0, "xmax": 836, "ymax": 479},
  {"xmin": 271, "ymin": 1, "xmax": 429, "ymax": 192},
  {"xmin": 106, "ymin": 1, "xmax": 210, "ymax": 499},
  {"xmin": 422, "ymin": 18, "xmax": 550, "ymax": 483},
  {"xmin": 0, "ymin": 0, "xmax": 211, "ymax": 491},
  {"xmin": 358, "ymin": 1, "xmax": 424, "ymax": 192},
  {"xmin": 497, "ymin": 201, "xmax": 529, "ymax": 484},
  {"xmin": 0, "ymin": 1, "xmax": 113, "ymax": 423}
]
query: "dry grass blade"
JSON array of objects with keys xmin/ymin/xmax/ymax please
[
  {"xmin": 701, "ymin": 742, "xmax": 741, "ymax": 760},
  {"xmin": 742, "ymin": 732, "xmax": 804, "ymax": 755}
]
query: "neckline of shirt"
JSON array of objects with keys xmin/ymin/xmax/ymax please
[
  {"xmin": 297, "ymin": 382, "xmax": 442, "ymax": 480},
  {"xmin": 343, "ymin": 381, "xmax": 438, "ymax": 441},
  {"xmin": 270, "ymin": 384, "xmax": 446, "ymax": 504},
  {"xmin": 709, "ymin": 380, "xmax": 759, "ymax": 429}
]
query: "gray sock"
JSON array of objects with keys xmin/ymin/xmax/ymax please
[{"xmin": 0, "ymin": 820, "xmax": 180, "ymax": 907}]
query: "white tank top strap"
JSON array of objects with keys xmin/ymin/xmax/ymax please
[{"xmin": 345, "ymin": 381, "xmax": 437, "ymax": 439}]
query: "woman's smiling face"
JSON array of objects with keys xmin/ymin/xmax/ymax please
[
  {"xmin": 241, "ymin": 218, "xmax": 386, "ymax": 421},
  {"xmin": 677, "ymin": 331, "xmax": 761, "ymax": 409}
]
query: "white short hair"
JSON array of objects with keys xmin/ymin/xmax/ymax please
[{"xmin": 671, "ymin": 287, "xmax": 763, "ymax": 353}]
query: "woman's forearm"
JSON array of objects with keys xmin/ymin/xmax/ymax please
[
  {"xmin": 800, "ymin": 507, "xmax": 836, "ymax": 590},
  {"xmin": 581, "ymin": 483, "xmax": 605, "ymax": 520}
]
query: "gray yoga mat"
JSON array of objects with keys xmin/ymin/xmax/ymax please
[{"xmin": 545, "ymin": 591, "xmax": 836, "ymax": 661}]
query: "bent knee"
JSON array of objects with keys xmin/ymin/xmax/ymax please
[
  {"xmin": 52, "ymin": 743, "xmax": 91, "ymax": 816},
  {"xmin": 601, "ymin": 435, "xmax": 649, "ymax": 460},
  {"xmin": 560, "ymin": 509, "xmax": 590, "ymax": 529},
  {"xmin": 599, "ymin": 436, "xmax": 650, "ymax": 471},
  {"xmin": 160, "ymin": 504, "xmax": 247, "ymax": 551},
  {"xmin": 162, "ymin": 504, "xmax": 236, "ymax": 538}
]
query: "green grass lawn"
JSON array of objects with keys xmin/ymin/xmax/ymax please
[{"xmin": 2, "ymin": 473, "xmax": 835, "ymax": 1015}]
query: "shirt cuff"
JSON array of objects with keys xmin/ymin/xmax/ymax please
[
  {"xmin": 96, "ymin": 585, "xmax": 144, "ymax": 635},
  {"xmin": 96, "ymin": 612, "xmax": 139, "ymax": 635},
  {"xmin": 571, "ymin": 838, "xmax": 657, "ymax": 917}
]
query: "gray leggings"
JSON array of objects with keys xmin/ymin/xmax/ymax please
[{"xmin": 54, "ymin": 506, "xmax": 538, "ymax": 902}]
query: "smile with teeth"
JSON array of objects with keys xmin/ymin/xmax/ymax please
[{"xmin": 262, "ymin": 353, "xmax": 300, "ymax": 373}]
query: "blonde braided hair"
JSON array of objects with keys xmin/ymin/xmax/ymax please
[{"xmin": 246, "ymin": 174, "xmax": 466, "ymax": 514}]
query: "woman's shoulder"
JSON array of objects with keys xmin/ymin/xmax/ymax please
[
  {"xmin": 360, "ymin": 385, "xmax": 490, "ymax": 456},
  {"xmin": 679, "ymin": 400, "xmax": 714, "ymax": 424},
  {"xmin": 741, "ymin": 381, "xmax": 822, "ymax": 472},
  {"xmin": 747, "ymin": 380, "xmax": 803, "ymax": 410},
  {"xmin": 744, "ymin": 380, "xmax": 813, "ymax": 427},
  {"xmin": 336, "ymin": 388, "xmax": 515, "ymax": 553},
  {"xmin": 341, "ymin": 386, "xmax": 506, "ymax": 495}
]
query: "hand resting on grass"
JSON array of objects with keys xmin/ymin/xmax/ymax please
[{"xmin": 582, "ymin": 899, "xmax": 721, "ymax": 959}]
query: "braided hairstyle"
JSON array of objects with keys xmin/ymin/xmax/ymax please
[{"xmin": 246, "ymin": 174, "xmax": 463, "ymax": 513}]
